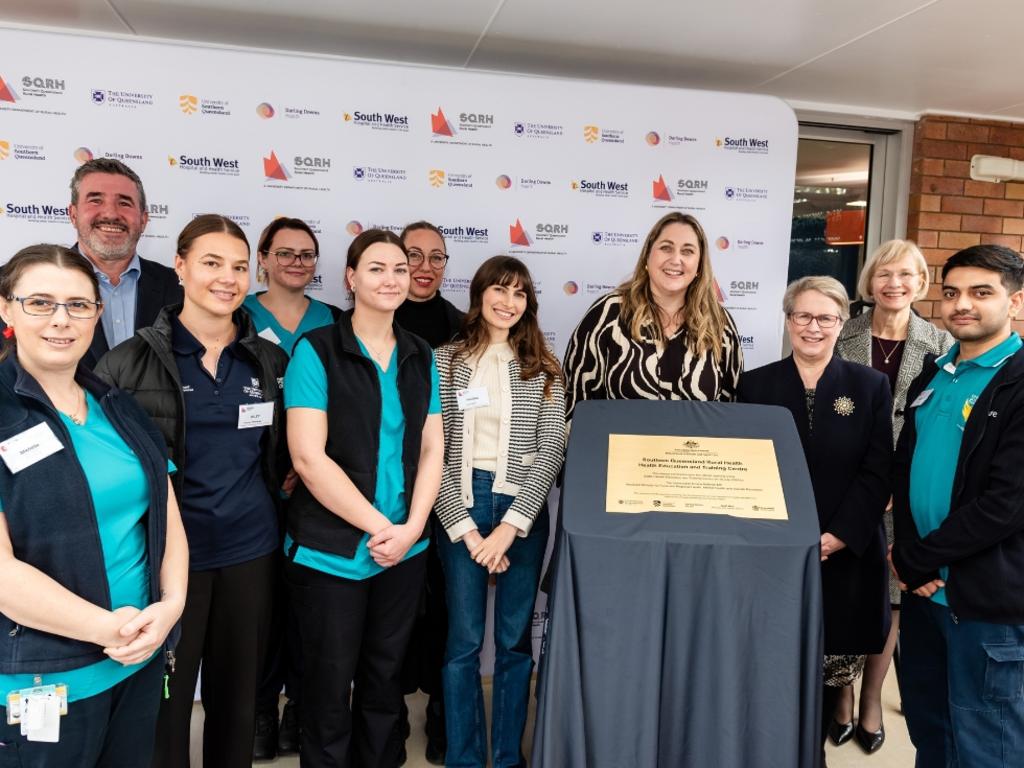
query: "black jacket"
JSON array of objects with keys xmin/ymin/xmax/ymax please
[
  {"xmin": 0, "ymin": 357, "xmax": 174, "ymax": 673},
  {"xmin": 739, "ymin": 355, "xmax": 893, "ymax": 654},
  {"xmin": 893, "ymin": 342, "xmax": 1024, "ymax": 623},
  {"xmin": 93, "ymin": 305, "xmax": 290, "ymax": 505},
  {"xmin": 75, "ymin": 249, "xmax": 183, "ymax": 369},
  {"xmin": 287, "ymin": 310, "xmax": 433, "ymax": 558}
]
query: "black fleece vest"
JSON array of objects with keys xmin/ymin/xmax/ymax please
[{"xmin": 287, "ymin": 311, "xmax": 432, "ymax": 558}]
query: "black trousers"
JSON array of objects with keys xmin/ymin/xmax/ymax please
[
  {"xmin": 153, "ymin": 553, "xmax": 275, "ymax": 768},
  {"xmin": 399, "ymin": 531, "xmax": 447, "ymax": 732},
  {"xmin": 0, "ymin": 654, "xmax": 164, "ymax": 768},
  {"xmin": 287, "ymin": 552, "xmax": 426, "ymax": 768},
  {"xmin": 256, "ymin": 553, "xmax": 304, "ymax": 713}
]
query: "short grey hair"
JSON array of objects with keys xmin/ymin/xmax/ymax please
[
  {"xmin": 70, "ymin": 158, "xmax": 147, "ymax": 211},
  {"xmin": 857, "ymin": 239, "xmax": 929, "ymax": 301},
  {"xmin": 782, "ymin": 276, "xmax": 850, "ymax": 320}
]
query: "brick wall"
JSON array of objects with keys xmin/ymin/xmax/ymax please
[{"xmin": 906, "ymin": 114, "xmax": 1024, "ymax": 335}]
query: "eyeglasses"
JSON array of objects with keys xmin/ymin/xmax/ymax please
[
  {"xmin": 788, "ymin": 311, "xmax": 840, "ymax": 328},
  {"xmin": 9, "ymin": 295, "xmax": 103, "ymax": 319},
  {"xmin": 407, "ymin": 248, "xmax": 449, "ymax": 270},
  {"xmin": 265, "ymin": 249, "xmax": 319, "ymax": 267}
]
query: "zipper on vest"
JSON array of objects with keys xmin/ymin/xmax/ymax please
[{"xmin": 8, "ymin": 625, "xmax": 18, "ymax": 637}]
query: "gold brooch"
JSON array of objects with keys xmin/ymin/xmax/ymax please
[{"xmin": 833, "ymin": 396, "xmax": 855, "ymax": 416}]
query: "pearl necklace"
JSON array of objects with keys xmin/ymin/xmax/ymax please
[{"xmin": 874, "ymin": 336, "xmax": 905, "ymax": 365}]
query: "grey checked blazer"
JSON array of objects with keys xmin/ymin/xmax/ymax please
[{"xmin": 836, "ymin": 309, "xmax": 953, "ymax": 445}]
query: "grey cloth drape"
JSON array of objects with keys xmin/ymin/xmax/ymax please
[{"xmin": 533, "ymin": 400, "xmax": 823, "ymax": 768}]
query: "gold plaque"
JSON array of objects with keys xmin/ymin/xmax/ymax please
[{"xmin": 606, "ymin": 434, "xmax": 788, "ymax": 520}]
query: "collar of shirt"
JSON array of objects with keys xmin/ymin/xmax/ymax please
[
  {"xmin": 170, "ymin": 313, "xmax": 241, "ymax": 358},
  {"xmin": 92, "ymin": 252, "xmax": 141, "ymax": 285},
  {"xmin": 937, "ymin": 333, "xmax": 1023, "ymax": 374}
]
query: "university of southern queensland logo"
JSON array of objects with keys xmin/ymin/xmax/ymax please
[
  {"xmin": 429, "ymin": 169, "xmax": 445, "ymax": 188},
  {"xmin": 264, "ymin": 151, "xmax": 289, "ymax": 181},
  {"xmin": 0, "ymin": 141, "xmax": 9, "ymax": 160},
  {"xmin": 430, "ymin": 168, "xmax": 473, "ymax": 190},
  {"xmin": 179, "ymin": 94, "xmax": 230, "ymax": 116},
  {"xmin": 0, "ymin": 140, "xmax": 46, "ymax": 162},
  {"xmin": 509, "ymin": 219, "xmax": 531, "ymax": 247},
  {"xmin": 431, "ymin": 107, "xmax": 455, "ymax": 137},
  {"xmin": 0, "ymin": 76, "xmax": 19, "ymax": 103},
  {"xmin": 582, "ymin": 124, "xmax": 624, "ymax": 145}
]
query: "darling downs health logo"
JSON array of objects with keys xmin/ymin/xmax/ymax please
[
  {"xmin": 495, "ymin": 174, "xmax": 554, "ymax": 192},
  {"xmin": 168, "ymin": 152, "xmax": 240, "ymax": 177},
  {"xmin": 646, "ymin": 130, "xmax": 698, "ymax": 147},
  {"xmin": 571, "ymin": 177, "xmax": 629, "ymax": 199},
  {"xmin": 344, "ymin": 109, "xmax": 409, "ymax": 132},
  {"xmin": 716, "ymin": 136, "xmax": 769, "ymax": 155}
]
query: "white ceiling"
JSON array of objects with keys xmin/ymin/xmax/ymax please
[{"xmin": 2, "ymin": 0, "xmax": 1023, "ymax": 119}]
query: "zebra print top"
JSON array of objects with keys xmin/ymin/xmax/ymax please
[{"xmin": 563, "ymin": 291, "xmax": 744, "ymax": 422}]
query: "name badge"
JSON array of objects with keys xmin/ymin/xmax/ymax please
[
  {"xmin": 257, "ymin": 326, "xmax": 282, "ymax": 345},
  {"xmin": 456, "ymin": 387, "xmax": 490, "ymax": 411},
  {"xmin": 910, "ymin": 389, "xmax": 934, "ymax": 408},
  {"xmin": 0, "ymin": 423, "xmax": 64, "ymax": 474},
  {"xmin": 238, "ymin": 401, "xmax": 275, "ymax": 429}
]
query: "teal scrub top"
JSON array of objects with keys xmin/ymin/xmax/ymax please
[
  {"xmin": 242, "ymin": 293, "xmax": 335, "ymax": 357},
  {"xmin": 283, "ymin": 338, "xmax": 440, "ymax": 580}
]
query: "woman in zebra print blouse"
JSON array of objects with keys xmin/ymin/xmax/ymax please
[{"xmin": 564, "ymin": 212, "xmax": 743, "ymax": 423}]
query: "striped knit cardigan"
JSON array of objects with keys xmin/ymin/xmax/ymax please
[{"xmin": 434, "ymin": 342, "xmax": 567, "ymax": 542}]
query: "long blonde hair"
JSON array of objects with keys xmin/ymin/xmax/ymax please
[{"xmin": 617, "ymin": 212, "xmax": 728, "ymax": 357}]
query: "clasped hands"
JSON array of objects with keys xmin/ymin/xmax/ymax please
[
  {"xmin": 462, "ymin": 523, "xmax": 518, "ymax": 574},
  {"xmin": 99, "ymin": 599, "xmax": 184, "ymax": 667},
  {"xmin": 368, "ymin": 522, "xmax": 421, "ymax": 568},
  {"xmin": 887, "ymin": 545, "xmax": 945, "ymax": 597}
]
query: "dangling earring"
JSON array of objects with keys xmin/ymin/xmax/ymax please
[
  {"xmin": 257, "ymin": 265, "xmax": 267, "ymax": 284},
  {"xmin": 2, "ymin": 326, "xmax": 14, "ymax": 339}
]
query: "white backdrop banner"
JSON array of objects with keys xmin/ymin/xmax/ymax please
[
  {"xmin": 0, "ymin": 27, "xmax": 796, "ymax": 368},
  {"xmin": 0, "ymin": 27, "xmax": 797, "ymax": 667}
]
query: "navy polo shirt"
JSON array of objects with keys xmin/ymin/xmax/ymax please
[{"xmin": 171, "ymin": 315, "xmax": 278, "ymax": 571}]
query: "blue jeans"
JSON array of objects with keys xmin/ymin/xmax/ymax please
[
  {"xmin": 437, "ymin": 469, "xmax": 549, "ymax": 768},
  {"xmin": 899, "ymin": 592, "xmax": 1024, "ymax": 767}
]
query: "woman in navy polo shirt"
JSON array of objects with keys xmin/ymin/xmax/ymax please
[
  {"xmin": 285, "ymin": 228, "xmax": 443, "ymax": 768},
  {"xmin": 0, "ymin": 244, "xmax": 187, "ymax": 766},
  {"xmin": 243, "ymin": 216, "xmax": 340, "ymax": 760},
  {"xmin": 95, "ymin": 215, "xmax": 290, "ymax": 768}
]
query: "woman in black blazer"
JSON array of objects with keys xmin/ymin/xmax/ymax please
[{"xmin": 738, "ymin": 276, "xmax": 893, "ymax": 756}]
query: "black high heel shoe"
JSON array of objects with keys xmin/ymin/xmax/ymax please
[
  {"xmin": 827, "ymin": 718, "xmax": 854, "ymax": 746},
  {"xmin": 855, "ymin": 721, "xmax": 885, "ymax": 753}
]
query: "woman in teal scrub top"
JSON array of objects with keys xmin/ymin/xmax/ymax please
[
  {"xmin": 243, "ymin": 217, "xmax": 340, "ymax": 356},
  {"xmin": 0, "ymin": 244, "xmax": 187, "ymax": 767}
]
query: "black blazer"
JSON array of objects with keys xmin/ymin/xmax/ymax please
[
  {"xmin": 76, "ymin": 249, "xmax": 183, "ymax": 369},
  {"xmin": 738, "ymin": 355, "xmax": 893, "ymax": 654}
]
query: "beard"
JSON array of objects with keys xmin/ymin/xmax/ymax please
[{"xmin": 78, "ymin": 222, "xmax": 140, "ymax": 263}]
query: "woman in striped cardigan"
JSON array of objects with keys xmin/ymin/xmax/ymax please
[{"xmin": 434, "ymin": 255, "xmax": 566, "ymax": 768}]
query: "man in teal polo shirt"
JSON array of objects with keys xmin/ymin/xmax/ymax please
[{"xmin": 892, "ymin": 244, "xmax": 1024, "ymax": 768}]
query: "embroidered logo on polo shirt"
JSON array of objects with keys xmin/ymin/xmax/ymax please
[
  {"xmin": 243, "ymin": 377, "xmax": 263, "ymax": 399},
  {"xmin": 182, "ymin": 384, "xmax": 194, "ymax": 393}
]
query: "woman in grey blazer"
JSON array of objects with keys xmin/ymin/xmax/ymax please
[{"xmin": 833, "ymin": 240, "xmax": 953, "ymax": 754}]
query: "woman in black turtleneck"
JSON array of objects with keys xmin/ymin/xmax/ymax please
[{"xmin": 392, "ymin": 219, "xmax": 465, "ymax": 764}]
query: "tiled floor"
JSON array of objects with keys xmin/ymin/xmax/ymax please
[{"xmin": 187, "ymin": 666, "xmax": 914, "ymax": 766}]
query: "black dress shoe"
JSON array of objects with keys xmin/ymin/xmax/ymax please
[
  {"xmin": 253, "ymin": 709, "xmax": 278, "ymax": 762},
  {"xmin": 827, "ymin": 718, "xmax": 854, "ymax": 746},
  {"xmin": 278, "ymin": 699, "xmax": 300, "ymax": 755},
  {"xmin": 855, "ymin": 721, "xmax": 885, "ymax": 753}
]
